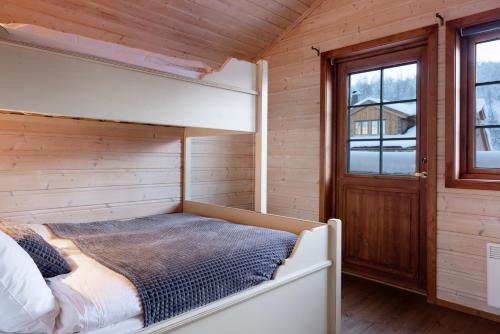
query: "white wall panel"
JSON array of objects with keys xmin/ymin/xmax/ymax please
[{"xmin": 0, "ymin": 42, "xmax": 256, "ymax": 132}]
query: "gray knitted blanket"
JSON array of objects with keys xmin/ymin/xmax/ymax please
[{"xmin": 47, "ymin": 213, "xmax": 297, "ymax": 326}]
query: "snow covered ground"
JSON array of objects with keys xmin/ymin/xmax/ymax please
[
  {"xmin": 349, "ymin": 150, "xmax": 500, "ymax": 174},
  {"xmin": 476, "ymin": 151, "xmax": 500, "ymax": 168},
  {"xmin": 349, "ymin": 151, "xmax": 415, "ymax": 174}
]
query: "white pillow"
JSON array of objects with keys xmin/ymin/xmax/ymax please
[{"xmin": 0, "ymin": 230, "xmax": 59, "ymax": 333}]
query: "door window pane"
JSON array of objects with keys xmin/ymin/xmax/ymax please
[
  {"xmin": 383, "ymin": 63, "xmax": 417, "ymax": 102},
  {"xmin": 382, "ymin": 140, "xmax": 416, "ymax": 174},
  {"xmin": 476, "ymin": 39, "xmax": 500, "ymax": 84},
  {"xmin": 347, "ymin": 63, "xmax": 418, "ymax": 176},
  {"xmin": 349, "ymin": 141, "xmax": 380, "ymax": 174},
  {"xmin": 350, "ymin": 107, "xmax": 380, "ymax": 139},
  {"xmin": 382, "ymin": 102, "xmax": 417, "ymax": 137},
  {"xmin": 350, "ymin": 70, "xmax": 381, "ymax": 105}
]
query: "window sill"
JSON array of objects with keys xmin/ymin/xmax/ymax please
[{"xmin": 445, "ymin": 176, "xmax": 500, "ymax": 191}]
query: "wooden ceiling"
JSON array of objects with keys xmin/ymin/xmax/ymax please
[{"xmin": 0, "ymin": 0, "xmax": 322, "ymax": 73}]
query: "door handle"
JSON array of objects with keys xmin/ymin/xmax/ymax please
[{"xmin": 413, "ymin": 171, "xmax": 428, "ymax": 179}]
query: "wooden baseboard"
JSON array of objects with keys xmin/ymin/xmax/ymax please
[
  {"xmin": 342, "ymin": 271, "xmax": 426, "ymax": 296},
  {"xmin": 436, "ymin": 298, "xmax": 500, "ymax": 324}
]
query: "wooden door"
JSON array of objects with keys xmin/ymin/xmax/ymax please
[{"xmin": 334, "ymin": 45, "xmax": 429, "ymax": 291}]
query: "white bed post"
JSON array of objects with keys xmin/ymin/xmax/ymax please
[
  {"xmin": 183, "ymin": 130, "xmax": 192, "ymax": 202},
  {"xmin": 328, "ymin": 219, "xmax": 342, "ymax": 333},
  {"xmin": 255, "ymin": 60, "xmax": 268, "ymax": 214}
]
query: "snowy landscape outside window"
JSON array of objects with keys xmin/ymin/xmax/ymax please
[{"xmin": 473, "ymin": 38, "xmax": 500, "ymax": 168}]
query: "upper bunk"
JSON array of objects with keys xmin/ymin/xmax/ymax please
[
  {"xmin": 0, "ymin": 24, "xmax": 264, "ymax": 135},
  {"xmin": 0, "ymin": 23, "xmax": 268, "ymax": 213}
]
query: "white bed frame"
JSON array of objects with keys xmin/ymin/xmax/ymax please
[
  {"xmin": 0, "ymin": 39, "xmax": 342, "ymax": 334},
  {"xmin": 136, "ymin": 202, "xmax": 341, "ymax": 334}
]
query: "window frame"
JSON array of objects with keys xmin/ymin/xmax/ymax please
[
  {"xmin": 345, "ymin": 58, "xmax": 420, "ymax": 176},
  {"xmin": 463, "ymin": 31, "xmax": 500, "ymax": 177},
  {"xmin": 446, "ymin": 8, "xmax": 500, "ymax": 190}
]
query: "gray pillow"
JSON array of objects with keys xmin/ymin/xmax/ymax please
[{"xmin": 0, "ymin": 222, "xmax": 70, "ymax": 278}]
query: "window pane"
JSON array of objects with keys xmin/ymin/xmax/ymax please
[
  {"xmin": 349, "ymin": 106, "xmax": 380, "ymax": 139},
  {"xmin": 349, "ymin": 141, "xmax": 380, "ymax": 173},
  {"xmin": 382, "ymin": 102, "xmax": 417, "ymax": 137},
  {"xmin": 476, "ymin": 84, "xmax": 500, "ymax": 126},
  {"xmin": 475, "ymin": 128, "xmax": 500, "ymax": 168},
  {"xmin": 476, "ymin": 39, "xmax": 500, "ymax": 84},
  {"xmin": 383, "ymin": 63, "xmax": 417, "ymax": 102},
  {"xmin": 349, "ymin": 69, "xmax": 381, "ymax": 106},
  {"xmin": 382, "ymin": 140, "xmax": 416, "ymax": 174}
]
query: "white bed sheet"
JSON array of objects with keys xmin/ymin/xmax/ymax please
[
  {"xmin": 87, "ymin": 316, "xmax": 143, "ymax": 334},
  {"xmin": 31, "ymin": 225, "xmax": 144, "ymax": 334}
]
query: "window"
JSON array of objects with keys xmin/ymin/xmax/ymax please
[
  {"xmin": 446, "ymin": 9, "xmax": 500, "ymax": 190},
  {"xmin": 473, "ymin": 39, "xmax": 500, "ymax": 168},
  {"xmin": 347, "ymin": 63, "xmax": 418, "ymax": 175},
  {"xmin": 361, "ymin": 120, "xmax": 369, "ymax": 135},
  {"xmin": 371, "ymin": 120, "xmax": 379, "ymax": 135},
  {"xmin": 354, "ymin": 121, "xmax": 362, "ymax": 135},
  {"xmin": 352, "ymin": 119, "xmax": 387, "ymax": 135},
  {"xmin": 353, "ymin": 120, "xmax": 381, "ymax": 135}
]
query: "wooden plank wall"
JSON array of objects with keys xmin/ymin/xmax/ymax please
[
  {"xmin": 0, "ymin": 114, "xmax": 254, "ymax": 222},
  {"xmin": 0, "ymin": 113, "xmax": 183, "ymax": 224},
  {"xmin": 263, "ymin": 0, "xmax": 500, "ymax": 316},
  {"xmin": 191, "ymin": 135, "xmax": 255, "ymax": 210}
]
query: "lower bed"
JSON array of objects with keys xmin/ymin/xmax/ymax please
[
  {"xmin": 33, "ymin": 212, "xmax": 297, "ymax": 333},
  {"xmin": 26, "ymin": 201, "xmax": 341, "ymax": 334}
]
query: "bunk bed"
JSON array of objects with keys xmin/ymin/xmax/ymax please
[{"xmin": 0, "ymin": 36, "xmax": 342, "ymax": 334}]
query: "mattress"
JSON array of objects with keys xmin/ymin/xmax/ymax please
[
  {"xmin": 32, "ymin": 214, "xmax": 297, "ymax": 333},
  {"xmin": 31, "ymin": 225, "xmax": 144, "ymax": 334},
  {"xmin": 47, "ymin": 213, "xmax": 297, "ymax": 326}
]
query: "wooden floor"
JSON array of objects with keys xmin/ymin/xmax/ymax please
[{"xmin": 342, "ymin": 274, "xmax": 500, "ymax": 333}]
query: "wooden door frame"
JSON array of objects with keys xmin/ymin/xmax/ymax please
[{"xmin": 319, "ymin": 25, "xmax": 438, "ymax": 302}]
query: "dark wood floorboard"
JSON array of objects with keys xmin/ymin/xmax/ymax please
[{"xmin": 342, "ymin": 274, "xmax": 500, "ymax": 333}]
